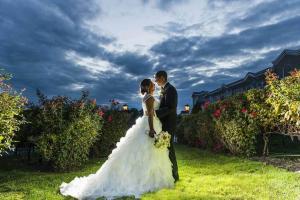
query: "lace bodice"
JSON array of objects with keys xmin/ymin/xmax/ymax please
[{"xmin": 142, "ymin": 94, "xmax": 160, "ymax": 116}]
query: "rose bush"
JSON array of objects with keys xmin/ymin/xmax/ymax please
[
  {"xmin": 211, "ymin": 94, "xmax": 259, "ymax": 156},
  {"xmin": 176, "ymin": 108, "xmax": 224, "ymax": 152},
  {"xmin": 179, "ymin": 68, "xmax": 300, "ymax": 157},
  {"xmin": 91, "ymin": 110, "xmax": 132, "ymax": 157},
  {"xmin": 26, "ymin": 91, "xmax": 103, "ymax": 171}
]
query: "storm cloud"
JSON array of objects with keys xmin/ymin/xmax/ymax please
[
  {"xmin": 1, "ymin": 0, "xmax": 300, "ymax": 110},
  {"xmin": 0, "ymin": 0, "xmax": 154, "ymax": 107}
]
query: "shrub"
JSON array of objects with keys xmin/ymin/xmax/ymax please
[
  {"xmin": 0, "ymin": 70, "xmax": 27, "ymax": 155},
  {"xmin": 211, "ymin": 94, "xmax": 259, "ymax": 156},
  {"xmin": 33, "ymin": 91, "xmax": 103, "ymax": 171},
  {"xmin": 37, "ymin": 113, "xmax": 101, "ymax": 171},
  {"xmin": 91, "ymin": 110, "xmax": 131, "ymax": 157},
  {"xmin": 243, "ymin": 69, "xmax": 300, "ymax": 156},
  {"xmin": 215, "ymin": 118, "xmax": 258, "ymax": 157},
  {"xmin": 176, "ymin": 111, "xmax": 223, "ymax": 152},
  {"xmin": 179, "ymin": 68, "xmax": 300, "ymax": 157},
  {"xmin": 245, "ymin": 88, "xmax": 279, "ymax": 155},
  {"xmin": 15, "ymin": 103, "xmax": 43, "ymax": 143},
  {"xmin": 265, "ymin": 69, "xmax": 300, "ymax": 133}
]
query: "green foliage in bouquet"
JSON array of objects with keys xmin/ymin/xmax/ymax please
[
  {"xmin": 33, "ymin": 91, "xmax": 103, "ymax": 171},
  {"xmin": 0, "ymin": 69, "xmax": 27, "ymax": 155}
]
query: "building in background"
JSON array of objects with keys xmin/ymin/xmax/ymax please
[{"xmin": 192, "ymin": 49, "xmax": 300, "ymax": 108}]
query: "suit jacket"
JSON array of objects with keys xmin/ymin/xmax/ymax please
[{"xmin": 156, "ymin": 82, "xmax": 178, "ymax": 135}]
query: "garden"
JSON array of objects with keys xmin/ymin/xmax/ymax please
[
  {"xmin": 178, "ymin": 69, "xmax": 300, "ymax": 157},
  {"xmin": 0, "ymin": 68, "xmax": 300, "ymax": 199}
]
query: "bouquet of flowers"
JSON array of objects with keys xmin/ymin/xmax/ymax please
[{"xmin": 154, "ymin": 131, "xmax": 171, "ymax": 149}]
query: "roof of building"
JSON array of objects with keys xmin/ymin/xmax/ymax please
[
  {"xmin": 272, "ymin": 49, "xmax": 300, "ymax": 66},
  {"xmin": 193, "ymin": 49, "xmax": 300, "ymax": 98},
  {"xmin": 192, "ymin": 91, "xmax": 209, "ymax": 97},
  {"xmin": 208, "ymin": 68, "xmax": 270, "ymax": 95}
]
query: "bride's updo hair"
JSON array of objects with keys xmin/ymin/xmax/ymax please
[{"xmin": 140, "ymin": 79, "xmax": 152, "ymax": 95}]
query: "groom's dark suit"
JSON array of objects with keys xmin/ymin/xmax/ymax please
[{"xmin": 156, "ymin": 82, "xmax": 179, "ymax": 181}]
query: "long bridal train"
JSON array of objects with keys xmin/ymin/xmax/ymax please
[{"xmin": 60, "ymin": 97, "xmax": 174, "ymax": 199}]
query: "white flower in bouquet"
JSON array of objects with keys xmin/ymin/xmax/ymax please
[{"xmin": 154, "ymin": 131, "xmax": 171, "ymax": 149}]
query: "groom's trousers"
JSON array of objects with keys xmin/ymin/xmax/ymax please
[{"xmin": 168, "ymin": 129, "xmax": 179, "ymax": 181}]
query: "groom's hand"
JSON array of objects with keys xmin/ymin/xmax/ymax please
[{"xmin": 149, "ymin": 129, "xmax": 156, "ymax": 138}]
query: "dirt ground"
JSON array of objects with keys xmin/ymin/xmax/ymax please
[{"xmin": 251, "ymin": 156, "xmax": 300, "ymax": 173}]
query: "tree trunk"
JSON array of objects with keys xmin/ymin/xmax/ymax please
[{"xmin": 263, "ymin": 133, "xmax": 269, "ymax": 157}]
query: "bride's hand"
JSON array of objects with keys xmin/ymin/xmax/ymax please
[{"xmin": 149, "ymin": 129, "xmax": 156, "ymax": 138}]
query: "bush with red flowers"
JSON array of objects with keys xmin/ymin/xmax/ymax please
[
  {"xmin": 212, "ymin": 94, "xmax": 259, "ymax": 157},
  {"xmin": 213, "ymin": 109, "xmax": 221, "ymax": 118},
  {"xmin": 178, "ymin": 68, "xmax": 300, "ymax": 157},
  {"xmin": 176, "ymin": 111, "xmax": 221, "ymax": 151},
  {"xmin": 91, "ymin": 110, "xmax": 132, "ymax": 157},
  {"xmin": 19, "ymin": 90, "xmax": 104, "ymax": 171}
]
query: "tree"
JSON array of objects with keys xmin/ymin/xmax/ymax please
[{"xmin": 0, "ymin": 69, "xmax": 27, "ymax": 155}]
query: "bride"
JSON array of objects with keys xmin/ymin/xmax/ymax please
[{"xmin": 60, "ymin": 79, "xmax": 174, "ymax": 199}]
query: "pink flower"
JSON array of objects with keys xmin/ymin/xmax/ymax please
[
  {"xmin": 241, "ymin": 107, "xmax": 247, "ymax": 113},
  {"xmin": 97, "ymin": 109, "xmax": 104, "ymax": 117},
  {"xmin": 250, "ymin": 112, "xmax": 257, "ymax": 118},
  {"xmin": 213, "ymin": 109, "xmax": 221, "ymax": 118},
  {"xmin": 108, "ymin": 115, "xmax": 113, "ymax": 122},
  {"xmin": 203, "ymin": 100, "xmax": 210, "ymax": 109}
]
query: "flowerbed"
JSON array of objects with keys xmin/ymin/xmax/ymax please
[{"xmin": 179, "ymin": 69, "xmax": 300, "ymax": 157}]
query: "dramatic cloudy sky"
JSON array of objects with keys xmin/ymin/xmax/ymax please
[{"xmin": 1, "ymin": 0, "xmax": 300, "ymax": 110}]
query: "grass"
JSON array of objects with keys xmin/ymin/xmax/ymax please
[{"xmin": 0, "ymin": 145, "xmax": 300, "ymax": 200}]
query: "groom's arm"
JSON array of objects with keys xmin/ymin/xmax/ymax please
[{"xmin": 156, "ymin": 87, "xmax": 177, "ymax": 119}]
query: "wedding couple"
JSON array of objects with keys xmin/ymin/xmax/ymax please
[{"xmin": 60, "ymin": 71, "xmax": 179, "ymax": 199}]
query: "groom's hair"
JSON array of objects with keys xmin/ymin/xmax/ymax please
[{"xmin": 155, "ymin": 70, "xmax": 167, "ymax": 81}]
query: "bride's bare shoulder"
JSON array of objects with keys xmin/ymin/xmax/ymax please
[{"xmin": 143, "ymin": 94, "xmax": 154, "ymax": 103}]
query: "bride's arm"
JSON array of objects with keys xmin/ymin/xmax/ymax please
[{"xmin": 145, "ymin": 96, "xmax": 156, "ymax": 137}]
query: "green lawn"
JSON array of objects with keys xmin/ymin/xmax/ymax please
[{"xmin": 1, "ymin": 145, "xmax": 299, "ymax": 200}]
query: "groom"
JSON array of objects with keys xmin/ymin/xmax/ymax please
[{"xmin": 154, "ymin": 70, "xmax": 179, "ymax": 182}]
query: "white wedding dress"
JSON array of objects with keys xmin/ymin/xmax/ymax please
[{"xmin": 59, "ymin": 94, "xmax": 174, "ymax": 200}]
